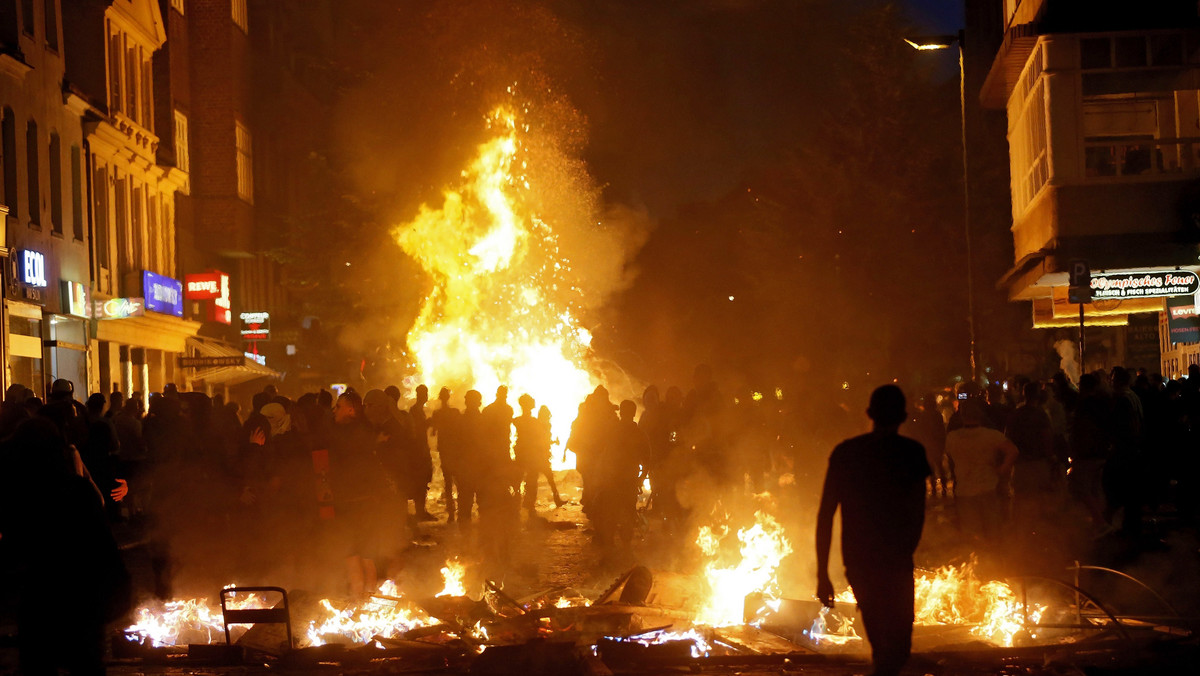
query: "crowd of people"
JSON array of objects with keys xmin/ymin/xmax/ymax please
[
  {"xmin": 903, "ymin": 365, "xmax": 1200, "ymax": 557},
  {"xmin": 4, "ymin": 359, "xmax": 1198, "ymax": 673}
]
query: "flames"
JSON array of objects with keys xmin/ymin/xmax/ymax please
[
  {"xmin": 437, "ymin": 559, "xmax": 468, "ymax": 598},
  {"xmin": 305, "ymin": 580, "xmax": 438, "ymax": 647},
  {"xmin": 393, "ymin": 102, "xmax": 597, "ymax": 469},
  {"xmin": 126, "ymin": 581, "xmax": 439, "ymax": 648},
  {"xmin": 694, "ymin": 511, "xmax": 793, "ymax": 627},
  {"xmin": 823, "ymin": 560, "xmax": 1045, "ymax": 648}
]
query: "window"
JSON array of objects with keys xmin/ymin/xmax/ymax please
[
  {"xmin": 70, "ymin": 145, "xmax": 82, "ymax": 239},
  {"xmin": 20, "ymin": 0, "xmax": 34, "ymax": 36},
  {"xmin": 141, "ymin": 60, "xmax": 153, "ymax": 130},
  {"xmin": 1010, "ymin": 45, "xmax": 1048, "ymax": 214},
  {"xmin": 2, "ymin": 108, "xmax": 16, "ymax": 214},
  {"xmin": 173, "ymin": 109, "xmax": 190, "ymax": 172},
  {"xmin": 44, "ymin": 0, "xmax": 57, "ymax": 51},
  {"xmin": 170, "ymin": 0, "xmax": 185, "ymax": 14},
  {"xmin": 108, "ymin": 27, "xmax": 122, "ymax": 114},
  {"xmin": 1114, "ymin": 36, "xmax": 1147, "ymax": 69},
  {"xmin": 49, "ymin": 132, "xmax": 61, "ymax": 234},
  {"xmin": 94, "ymin": 165, "xmax": 110, "ymax": 270},
  {"xmin": 236, "ymin": 121, "xmax": 253, "ymax": 202},
  {"xmin": 26, "ymin": 121, "xmax": 39, "ymax": 226},
  {"xmin": 125, "ymin": 44, "xmax": 138, "ymax": 121},
  {"xmin": 106, "ymin": 25, "xmax": 153, "ymax": 128},
  {"xmin": 232, "ymin": 0, "xmax": 248, "ymax": 33},
  {"xmin": 1081, "ymin": 38, "xmax": 1111, "ymax": 70},
  {"xmin": 132, "ymin": 184, "xmax": 143, "ymax": 268}
]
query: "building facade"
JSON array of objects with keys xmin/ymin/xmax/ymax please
[
  {"xmin": 1, "ymin": 0, "xmax": 92, "ymax": 396},
  {"xmin": 982, "ymin": 0, "xmax": 1200, "ymax": 377},
  {"xmin": 64, "ymin": 0, "xmax": 197, "ymax": 398}
]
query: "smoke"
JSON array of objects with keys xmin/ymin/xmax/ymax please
[{"xmin": 1055, "ymin": 339, "xmax": 1080, "ymax": 385}]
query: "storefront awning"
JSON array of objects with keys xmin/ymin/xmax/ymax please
[{"xmin": 183, "ymin": 336, "xmax": 280, "ymax": 387}]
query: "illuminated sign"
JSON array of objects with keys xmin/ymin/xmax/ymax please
[
  {"xmin": 142, "ymin": 270, "xmax": 184, "ymax": 317},
  {"xmin": 185, "ymin": 270, "xmax": 231, "ymax": 324},
  {"xmin": 179, "ymin": 356, "xmax": 245, "ymax": 368},
  {"xmin": 93, "ymin": 297, "xmax": 145, "ymax": 319},
  {"xmin": 244, "ymin": 351, "xmax": 267, "ymax": 366},
  {"xmin": 63, "ymin": 281, "xmax": 89, "ymax": 318},
  {"xmin": 1089, "ymin": 270, "xmax": 1200, "ymax": 300},
  {"xmin": 240, "ymin": 311, "xmax": 270, "ymax": 341},
  {"xmin": 185, "ymin": 273, "xmax": 222, "ymax": 299},
  {"xmin": 211, "ymin": 272, "xmax": 231, "ymax": 324},
  {"xmin": 20, "ymin": 250, "xmax": 47, "ymax": 287}
]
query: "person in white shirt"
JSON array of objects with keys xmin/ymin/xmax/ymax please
[{"xmin": 946, "ymin": 400, "xmax": 1018, "ymax": 545}]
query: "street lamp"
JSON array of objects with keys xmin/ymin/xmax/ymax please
[{"xmin": 906, "ymin": 30, "xmax": 978, "ymax": 383}]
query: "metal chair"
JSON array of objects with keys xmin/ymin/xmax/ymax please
[{"xmin": 220, "ymin": 586, "xmax": 293, "ymax": 651}]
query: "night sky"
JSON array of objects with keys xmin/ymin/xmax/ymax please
[{"xmin": 903, "ymin": 0, "xmax": 964, "ymax": 33}]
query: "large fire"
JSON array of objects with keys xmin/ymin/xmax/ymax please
[{"xmin": 393, "ymin": 102, "xmax": 597, "ymax": 470}]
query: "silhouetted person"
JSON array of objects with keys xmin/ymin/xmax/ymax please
[
  {"xmin": 816, "ymin": 385, "xmax": 929, "ymax": 676},
  {"xmin": 0, "ymin": 383, "xmax": 32, "ymax": 438},
  {"xmin": 456, "ymin": 390, "xmax": 485, "ymax": 524},
  {"xmin": 568, "ymin": 386, "xmax": 618, "ymax": 520},
  {"xmin": 407, "ymin": 384, "xmax": 435, "ymax": 520},
  {"xmin": 429, "ymin": 387, "xmax": 462, "ymax": 520},
  {"xmin": 1006, "ymin": 382, "xmax": 1056, "ymax": 529},
  {"xmin": 594, "ymin": 400, "xmax": 649, "ymax": 548},
  {"xmin": 1069, "ymin": 374, "xmax": 1113, "ymax": 529},
  {"xmin": 513, "ymin": 395, "xmax": 564, "ymax": 514},
  {"xmin": 0, "ymin": 418, "xmax": 131, "ymax": 675},
  {"xmin": 329, "ymin": 392, "xmax": 386, "ymax": 596},
  {"xmin": 905, "ymin": 393, "xmax": 947, "ymax": 497}
]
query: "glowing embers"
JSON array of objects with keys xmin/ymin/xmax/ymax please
[{"xmin": 393, "ymin": 102, "xmax": 595, "ymax": 470}]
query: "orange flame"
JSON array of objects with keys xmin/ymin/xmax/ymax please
[
  {"xmin": 694, "ymin": 511, "xmax": 793, "ymax": 627},
  {"xmin": 393, "ymin": 104, "xmax": 596, "ymax": 470}
]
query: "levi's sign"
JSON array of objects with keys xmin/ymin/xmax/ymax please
[{"xmin": 1090, "ymin": 270, "xmax": 1200, "ymax": 300}]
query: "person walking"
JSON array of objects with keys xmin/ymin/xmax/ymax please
[{"xmin": 816, "ymin": 385, "xmax": 930, "ymax": 676}]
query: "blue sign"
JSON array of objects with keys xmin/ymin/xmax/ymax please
[{"xmin": 142, "ymin": 270, "xmax": 183, "ymax": 317}]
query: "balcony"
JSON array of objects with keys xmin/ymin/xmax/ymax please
[{"xmin": 1084, "ymin": 137, "xmax": 1200, "ymax": 179}]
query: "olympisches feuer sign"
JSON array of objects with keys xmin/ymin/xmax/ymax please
[{"xmin": 1089, "ymin": 270, "xmax": 1199, "ymax": 300}]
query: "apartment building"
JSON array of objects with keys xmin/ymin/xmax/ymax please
[{"xmin": 983, "ymin": 0, "xmax": 1200, "ymax": 376}]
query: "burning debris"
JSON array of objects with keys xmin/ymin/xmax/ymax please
[{"xmin": 118, "ymin": 514, "xmax": 1191, "ymax": 673}]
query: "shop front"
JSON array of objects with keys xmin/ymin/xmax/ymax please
[{"xmin": 90, "ymin": 270, "xmax": 199, "ymax": 399}]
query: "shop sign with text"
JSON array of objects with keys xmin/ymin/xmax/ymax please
[
  {"xmin": 142, "ymin": 271, "xmax": 184, "ymax": 317},
  {"xmin": 185, "ymin": 270, "xmax": 231, "ymax": 324},
  {"xmin": 240, "ymin": 311, "xmax": 270, "ymax": 341},
  {"xmin": 18, "ymin": 250, "xmax": 47, "ymax": 287},
  {"xmin": 94, "ymin": 297, "xmax": 145, "ymax": 319},
  {"xmin": 1090, "ymin": 270, "xmax": 1199, "ymax": 300}
]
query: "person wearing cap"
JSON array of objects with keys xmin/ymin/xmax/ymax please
[{"xmin": 816, "ymin": 385, "xmax": 930, "ymax": 676}]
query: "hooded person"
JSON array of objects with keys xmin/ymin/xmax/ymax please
[{"xmin": 261, "ymin": 402, "xmax": 292, "ymax": 438}]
